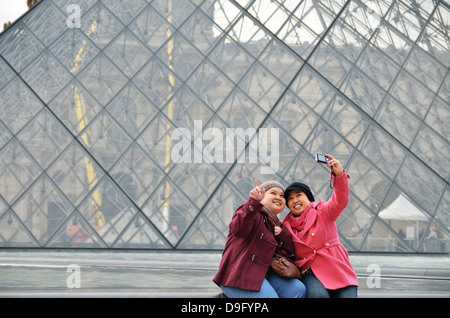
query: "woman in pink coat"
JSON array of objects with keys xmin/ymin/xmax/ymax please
[{"xmin": 282, "ymin": 154, "xmax": 358, "ymax": 298}]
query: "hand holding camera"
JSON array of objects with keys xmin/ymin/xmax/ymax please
[{"xmin": 315, "ymin": 154, "xmax": 343, "ymax": 177}]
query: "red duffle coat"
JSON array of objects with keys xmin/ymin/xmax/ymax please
[{"xmin": 213, "ymin": 197, "xmax": 297, "ymax": 291}]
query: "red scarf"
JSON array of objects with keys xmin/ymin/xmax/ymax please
[{"xmin": 287, "ymin": 209, "xmax": 309, "ymax": 238}]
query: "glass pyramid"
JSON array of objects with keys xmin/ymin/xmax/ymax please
[{"xmin": 0, "ymin": 0, "xmax": 448, "ymax": 253}]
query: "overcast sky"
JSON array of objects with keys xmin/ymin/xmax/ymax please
[{"xmin": 0, "ymin": 0, "xmax": 28, "ymax": 29}]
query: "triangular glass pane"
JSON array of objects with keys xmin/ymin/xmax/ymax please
[
  {"xmin": 0, "ymin": 22, "xmax": 45, "ymax": 72},
  {"xmin": 186, "ymin": 59, "xmax": 234, "ymax": 111},
  {"xmin": 0, "ymin": 209, "xmax": 38, "ymax": 247},
  {"xmin": 78, "ymin": 110, "xmax": 133, "ymax": 171},
  {"xmin": 177, "ymin": 214, "xmax": 227, "ymax": 249},
  {"xmin": 361, "ymin": 218, "xmax": 412, "ymax": 252},
  {"xmin": 128, "ymin": 4, "xmax": 175, "ymax": 53},
  {"xmin": 102, "ymin": 0, "xmax": 148, "ymax": 25},
  {"xmin": 77, "ymin": 176, "xmax": 138, "ymax": 246},
  {"xmin": 11, "ymin": 174, "xmax": 73, "ymax": 245},
  {"xmin": 104, "ymin": 28, "xmax": 152, "ymax": 78},
  {"xmin": 47, "ymin": 141, "xmax": 105, "ymax": 206},
  {"xmin": 46, "ymin": 211, "xmax": 107, "ymax": 248},
  {"xmin": 112, "ymin": 213, "xmax": 171, "ymax": 249},
  {"xmin": 106, "ymin": 82, "xmax": 159, "ymax": 139},
  {"xmin": 0, "ymin": 139, "xmax": 42, "ymax": 204},
  {"xmin": 22, "ymin": 0, "xmax": 66, "ymax": 47},
  {"xmin": 0, "ymin": 76, "xmax": 44, "ymax": 134},
  {"xmin": 238, "ymin": 61, "xmax": 286, "ymax": 113},
  {"xmin": 141, "ymin": 178, "xmax": 199, "ymax": 246},
  {"xmin": 77, "ymin": 53, "xmax": 128, "ymax": 106},
  {"xmin": 110, "ymin": 143, "xmax": 165, "ymax": 206},
  {"xmin": 0, "ymin": 57, "xmax": 15, "ymax": 90},
  {"xmin": 137, "ymin": 113, "xmax": 176, "ymax": 172},
  {"xmin": 337, "ymin": 197, "xmax": 374, "ymax": 251},
  {"xmin": 81, "ymin": 2, "xmax": 124, "ymax": 50},
  {"xmin": 17, "ymin": 108, "xmax": 72, "ymax": 169},
  {"xmin": 49, "ymin": 28, "xmax": 100, "ymax": 75}
]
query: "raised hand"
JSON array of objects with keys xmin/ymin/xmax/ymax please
[
  {"xmin": 249, "ymin": 179, "xmax": 265, "ymax": 202},
  {"xmin": 324, "ymin": 154, "xmax": 343, "ymax": 176}
]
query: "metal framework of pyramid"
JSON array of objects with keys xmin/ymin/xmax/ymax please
[{"xmin": 0, "ymin": 0, "xmax": 448, "ymax": 253}]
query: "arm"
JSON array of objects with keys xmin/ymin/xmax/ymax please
[
  {"xmin": 229, "ymin": 179, "xmax": 265, "ymax": 237},
  {"xmin": 319, "ymin": 155, "xmax": 350, "ymax": 222}
]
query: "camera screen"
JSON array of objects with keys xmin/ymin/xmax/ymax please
[{"xmin": 316, "ymin": 154, "xmax": 328, "ymax": 162}]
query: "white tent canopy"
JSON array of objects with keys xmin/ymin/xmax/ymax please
[{"xmin": 379, "ymin": 194, "xmax": 428, "ymax": 222}]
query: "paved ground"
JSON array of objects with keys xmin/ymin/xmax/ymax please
[{"xmin": 0, "ymin": 250, "xmax": 449, "ymax": 298}]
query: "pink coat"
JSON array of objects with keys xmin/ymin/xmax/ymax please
[{"xmin": 282, "ymin": 171, "xmax": 358, "ymax": 290}]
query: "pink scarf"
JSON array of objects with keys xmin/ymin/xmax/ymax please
[{"xmin": 287, "ymin": 209, "xmax": 309, "ymax": 238}]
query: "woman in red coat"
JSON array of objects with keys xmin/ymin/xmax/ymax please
[
  {"xmin": 213, "ymin": 180, "xmax": 306, "ymax": 298},
  {"xmin": 283, "ymin": 155, "xmax": 358, "ymax": 298}
]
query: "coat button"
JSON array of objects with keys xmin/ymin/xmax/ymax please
[
  {"xmin": 249, "ymin": 206, "xmax": 254, "ymax": 212},
  {"xmin": 313, "ymin": 249, "xmax": 316, "ymax": 254},
  {"xmin": 325, "ymin": 243, "xmax": 329, "ymax": 247},
  {"xmin": 251, "ymin": 254, "xmax": 256, "ymax": 261},
  {"xmin": 311, "ymin": 232, "xmax": 315, "ymax": 237},
  {"xmin": 260, "ymin": 233, "xmax": 264, "ymax": 239}
]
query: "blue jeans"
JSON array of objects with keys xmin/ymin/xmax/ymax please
[
  {"xmin": 220, "ymin": 268, "xmax": 306, "ymax": 298},
  {"xmin": 302, "ymin": 272, "xmax": 357, "ymax": 298}
]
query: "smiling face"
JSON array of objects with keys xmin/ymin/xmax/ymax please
[
  {"xmin": 260, "ymin": 187, "xmax": 285, "ymax": 214},
  {"xmin": 286, "ymin": 190, "xmax": 311, "ymax": 216}
]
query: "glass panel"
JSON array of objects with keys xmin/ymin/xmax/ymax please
[
  {"xmin": 424, "ymin": 96, "xmax": 449, "ymax": 140},
  {"xmin": 411, "ymin": 125, "xmax": 450, "ymax": 181},
  {"xmin": 359, "ymin": 123, "xmax": 406, "ymax": 177},
  {"xmin": 16, "ymin": 108, "xmax": 72, "ymax": 170},
  {"xmin": 0, "ymin": 77, "xmax": 44, "ymax": 134},
  {"xmin": 395, "ymin": 154, "xmax": 446, "ymax": 214},
  {"xmin": 208, "ymin": 35, "xmax": 255, "ymax": 83},
  {"xmin": 390, "ymin": 69, "xmax": 435, "ymax": 120},
  {"xmin": 289, "ymin": 65, "xmax": 336, "ymax": 116},
  {"xmin": 20, "ymin": 50, "xmax": 72, "ymax": 103},
  {"xmin": 50, "ymin": 28, "xmax": 100, "ymax": 76},
  {"xmin": 259, "ymin": 38, "xmax": 304, "ymax": 86},
  {"xmin": 0, "ymin": 209, "xmax": 38, "ymax": 247},
  {"xmin": 78, "ymin": 110, "xmax": 132, "ymax": 171},
  {"xmin": 46, "ymin": 211, "xmax": 107, "ymax": 248},
  {"xmin": 81, "ymin": 2, "xmax": 123, "ymax": 50},
  {"xmin": 238, "ymin": 61, "xmax": 286, "ymax": 113},
  {"xmin": 337, "ymin": 197, "xmax": 374, "ymax": 251},
  {"xmin": 0, "ymin": 57, "xmax": 15, "ymax": 90},
  {"xmin": 110, "ymin": 143, "xmax": 165, "ymax": 206},
  {"xmin": 0, "ymin": 22, "xmax": 45, "ymax": 72},
  {"xmin": 322, "ymin": 94, "xmax": 370, "ymax": 146},
  {"xmin": 112, "ymin": 213, "xmax": 171, "ymax": 249},
  {"xmin": 104, "ymin": 28, "xmax": 152, "ymax": 78},
  {"xmin": 186, "ymin": 59, "xmax": 234, "ymax": 111},
  {"xmin": 0, "ymin": 139, "xmax": 42, "ymax": 204},
  {"xmin": 77, "ymin": 53, "xmax": 128, "ymax": 106},
  {"xmin": 102, "ymin": 0, "xmax": 148, "ymax": 25},
  {"xmin": 156, "ymin": 32, "xmax": 204, "ymax": 81},
  {"xmin": 22, "ymin": 0, "xmax": 66, "ymax": 47},
  {"xmin": 346, "ymin": 152, "xmax": 391, "ymax": 211},
  {"xmin": 376, "ymin": 95, "xmax": 422, "ymax": 148},
  {"xmin": 271, "ymin": 90, "xmax": 319, "ymax": 145},
  {"xmin": 141, "ymin": 178, "xmax": 200, "ymax": 246},
  {"xmin": 77, "ymin": 176, "xmax": 138, "ymax": 246},
  {"xmin": 371, "ymin": 23, "xmax": 413, "ymax": 66},
  {"xmin": 133, "ymin": 56, "xmax": 182, "ymax": 109},
  {"xmin": 11, "ymin": 174, "xmax": 73, "ymax": 245},
  {"xmin": 106, "ymin": 82, "xmax": 158, "ymax": 139},
  {"xmin": 48, "ymin": 79, "xmax": 103, "ymax": 136},
  {"xmin": 47, "ymin": 141, "xmax": 105, "ymax": 207},
  {"xmin": 128, "ymin": 3, "xmax": 176, "ymax": 53}
]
